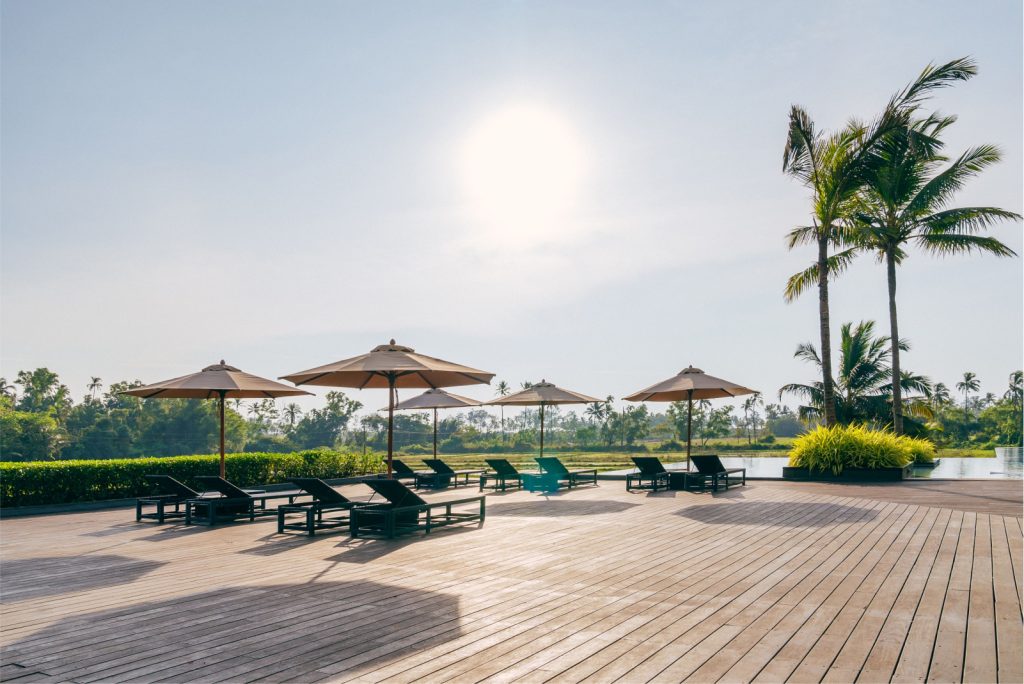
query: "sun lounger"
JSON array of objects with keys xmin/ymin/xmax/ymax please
[
  {"xmin": 531, "ymin": 457, "xmax": 598, "ymax": 491},
  {"xmin": 185, "ymin": 476, "xmax": 305, "ymax": 526},
  {"xmin": 136, "ymin": 475, "xmax": 212, "ymax": 523},
  {"xmin": 417, "ymin": 458, "xmax": 484, "ymax": 489},
  {"xmin": 626, "ymin": 457, "xmax": 670, "ymax": 492},
  {"xmin": 277, "ymin": 478, "xmax": 366, "ymax": 536},
  {"xmin": 687, "ymin": 455, "xmax": 746, "ymax": 492},
  {"xmin": 390, "ymin": 459, "xmax": 430, "ymax": 484},
  {"xmin": 480, "ymin": 459, "xmax": 532, "ymax": 491},
  {"xmin": 350, "ymin": 479, "xmax": 485, "ymax": 539}
]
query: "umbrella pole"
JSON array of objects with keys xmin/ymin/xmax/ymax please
[
  {"xmin": 387, "ymin": 374, "xmax": 395, "ymax": 478},
  {"xmin": 539, "ymin": 403, "xmax": 545, "ymax": 458},
  {"xmin": 218, "ymin": 390, "xmax": 226, "ymax": 478},
  {"xmin": 686, "ymin": 390, "xmax": 693, "ymax": 472},
  {"xmin": 433, "ymin": 407, "xmax": 438, "ymax": 458}
]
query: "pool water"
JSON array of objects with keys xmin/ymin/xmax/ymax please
[{"xmin": 654, "ymin": 450, "xmax": 1024, "ymax": 480}]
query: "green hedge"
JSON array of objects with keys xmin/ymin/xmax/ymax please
[
  {"xmin": 787, "ymin": 424, "xmax": 934, "ymax": 475},
  {"xmin": 0, "ymin": 449, "xmax": 381, "ymax": 508}
]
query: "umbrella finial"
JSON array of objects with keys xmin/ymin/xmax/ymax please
[
  {"xmin": 220, "ymin": 359, "xmax": 225, "ymax": 365},
  {"xmin": 390, "ymin": 338, "xmax": 396, "ymax": 345}
]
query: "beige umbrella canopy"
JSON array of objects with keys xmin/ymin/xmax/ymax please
[
  {"xmin": 624, "ymin": 365, "xmax": 755, "ymax": 468},
  {"xmin": 282, "ymin": 341, "xmax": 494, "ymax": 475},
  {"xmin": 389, "ymin": 389, "xmax": 481, "ymax": 458},
  {"xmin": 122, "ymin": 361, "xmax": 312, "ymax": 477},
  {"xmin": 488, "ymin": 381, "xmax": 599, "ymax": 458}
]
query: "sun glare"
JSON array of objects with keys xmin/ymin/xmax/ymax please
[{"xmin": 460, "ymin": 104, "xmax": 586, "ymax": 247}]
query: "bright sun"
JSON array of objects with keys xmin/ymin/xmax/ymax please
[{"xmin": 460, "ymin": 104, "xmax": 586, "ymax": 247}]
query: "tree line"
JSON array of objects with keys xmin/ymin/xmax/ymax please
[{"xmin": 2, "ymin": 365, "xmax": 1017, "ymax": 462}]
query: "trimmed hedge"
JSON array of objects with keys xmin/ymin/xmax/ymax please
[
  {"xmin": 787, "ymin": 424, "xmax": 935, "ymax": 475},
  {"xmin": 0, "ymin": 449, "xmax": 381, "ymax": 508}
]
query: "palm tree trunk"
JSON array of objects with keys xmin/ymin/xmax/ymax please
[
  {"xmin": 817, "ymin": 235, "xmax": 838, "ymax": 426},
  {"xmin": 886, "ymin": 248, "xmax": 904, "ymax": 434}
]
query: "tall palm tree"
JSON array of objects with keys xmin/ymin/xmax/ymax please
[
  {"xmin": 495, "ymin": 380, "xmax": 510, "ymax": 442},
  {"xmin": 87, "ymin": 377, "xmax": 103, "ymax": 400},
  {"xmin": 780, "ymin": 320, "xmax": 932, "ymax": 426},
  {"xmin": 851, "ymin": 108, "xmax": 1019, "ymax": 434},
  {"xmin": 956, "ymin": 372, "xmax": 980, "ymax": 420},
  {"xmin": 783, "ymin": 58, "xmax": 979, "ymax": 428},
  {"xmin": 282, "ymin": 403, "xmax": 302, "ymax": 427}
]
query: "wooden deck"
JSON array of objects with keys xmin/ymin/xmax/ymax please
[{"xmin": 0, "ymin": 480, "xmax": 1020, "ymax": 683}]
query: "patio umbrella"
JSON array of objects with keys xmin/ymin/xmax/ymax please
[
  {"xmin": 281, "ymin": 341, "xmax": 494, "ymax": 476},
  {"xmin": 623, "ymin": 366, "xmax": 755, "ymax": 469},
  {"xmin": 488, "ymin": 381, "xmax": 599, "ymax": 458},
  {"xmin": 389, "ymin": 388, "xmax": 481, "ymax": 458},
  {"xmin": 122, "ymin": 361, "xmax": 312, "ymax": 478}
]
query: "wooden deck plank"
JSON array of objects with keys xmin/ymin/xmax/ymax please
[{"xmin": 926, "ymin": 510, "xmax": 977, "ymax": 683}]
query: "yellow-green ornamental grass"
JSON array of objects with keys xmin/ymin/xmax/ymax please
[{"xmin": 788, "ymin": 424, "xmax": 936, "ymax": 475}]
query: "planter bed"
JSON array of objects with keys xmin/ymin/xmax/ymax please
[{"xmin": 782, "ymin": 464, "xmax": 913, "ymax": 482}]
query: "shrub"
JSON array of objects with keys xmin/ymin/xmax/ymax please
[
  {"xmin": 903, "ymin": 436, "xmax": 937, "ymax": 464},
  {"xmin": 0, "ymin": 449, "xmax": 381, "ymax": 508},
  {"xmin": 758, "ymin": 434, "xmax": 776, "ymax": 444},
  {"xmin": 787, "ymin": 424, "xmax": 919, "ymax": 475},
  {"xmin": 655, "ymin": 440, "xmax": 685, "ymax": 452}
]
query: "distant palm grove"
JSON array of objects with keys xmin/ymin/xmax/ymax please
[{"xmin": 1, "ymin": 57, "xmax": 1020, "ymax": 463}]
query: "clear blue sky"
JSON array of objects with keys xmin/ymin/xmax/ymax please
[{"xmin": 2, "ymin": 0, "xmax": 1021, "ymax": 414}]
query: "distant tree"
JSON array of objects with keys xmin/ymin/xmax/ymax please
[
  {"xmin": 0, "ymin": 378, "xmax": 15, "ymax": 401},
  {"xmin": 87, "ymin": 377, "xmax": 103, "ymax": 400},
  {"xmin": 931, "ymin": 382, "xmax": 952, "ymax": 408},
  {"xmin": 495, "ymin": 380, "xmax": 510, "ymax": 441},
  {"xmin": 15, "ymin": 368, "xmax": 72, "ymax": 419},
  {"xmin": 741, "ymin": 392, "xmax": 764, "ymax": 444},
  {"xmin": 282, "ymin": 403, "xmax": 302, "ymax": 427},
  {"xmin": 956, "ymin": 372, "xmax": 980, "ymax": 421},
  {"xmin": 1004, "ymin": 371, "xmax": 1023, "ymax": 410}
]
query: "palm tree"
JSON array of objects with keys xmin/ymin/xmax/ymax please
[
  {"xmin": 931, "ymin": 382, "xmax": 951, "ymax": 409},
  {"xmin": 1004, "ymin": 371, "xmax": 1023, "ymax": 410},
  {"xmin": 0, "ymin": 377, "xmax": 15, "ymax": 401},
  {"xmin": 282, "ymin": 403, "xmax": 302, "ymax": 427},
  {"xmin": 87, "ymin": 377, "xmax": 103, "ymax": 400},
  {"xmin": 495, "ymin": 380, "xmax": 510, "ymax": 442},
  {"xmin": 741, "ymin": 392, "xmax": 763, "ymax": 444},
  {"xmin": 780, "ymin": 320, "xmax": 932, "ymax": 426},
  {"xmin": 783, "ymin": 58, "xmax": 979, "ymax": 428},
  {"xmin": 850, "ymin": 107, "xmax": 1019, "ymax": 434},
  {"xmin": 956, "ymin": 372, "xmax": 980, "ymax": 420}
]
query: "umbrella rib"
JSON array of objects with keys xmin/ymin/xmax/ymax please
[
  {"xmin": 416, "ymin": 371, "xmax": 438, "ymax": 389},
  {"xmin": 299, "ymin": 372, "xmax": 330, "ymax": 386}
]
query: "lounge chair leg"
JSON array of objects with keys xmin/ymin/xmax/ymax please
[{"xmin": 307, "ymin": 508, "xmax": 316, "ymax": 536}]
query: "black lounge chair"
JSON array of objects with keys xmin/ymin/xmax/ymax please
[
  {"xmin": 627, "ymin": 457, "xmax": 670, "ymax": 492},
  {"xmin": 390, "ymin": 459, "xmax": 430, "ymax": 484},
  {"xmin": 531, "ymin": 457, "xmax": 598, "ymax": 491},
  {"xmin": 277, "ymin": 478, "xmax": 366, "ymax": 536},
  {"xmin": 185, "ymin": 476, "xmax": 305, "ymax": 526},
  {"xmin": 418, "ymin": 459, "xmax": 485, "ymax": 489},
  {"xmin": 480, "ymin": 459, "xmax": 532, "ymax": 491},
  {"xmin": 350, "ymin": 479, "xmax": 485, "ymax": 539},
  {"xmin": 136, "ymin": 475, "xmax": 212, "ymax": 523},
  {"xmin": 687, "ymin": 455, "xmax": 746, "ymax": 492}
]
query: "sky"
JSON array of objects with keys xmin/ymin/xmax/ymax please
[{"xmin": 2, "ymin": 0, "xmax": 1021, "ymax": 418}]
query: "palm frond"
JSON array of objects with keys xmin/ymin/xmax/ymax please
[
  {"xmin": 921, "ymin": 206, "xmax": 1022, "ymax": 236},
  {"xmin": 783, "ymin": 248, "xmax": 859, "ymax": 302},
  {"xmin": 785, "ymin": 224, "xmax": 818, "ymax": 249},
  {"xmin": 885, "ymin": 57, "xmax": 977, "ymax": 115},
  {"xmin": 916, "ymin": 233, "xmax": 1018, "ymax": 257},
  {"xmin": 904, "ymin": 145, "xmax": 1004, "ymax": 217},
  {"xmin": 782, "ymin": 106, "xmax": 817, "ymax": 183}
]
